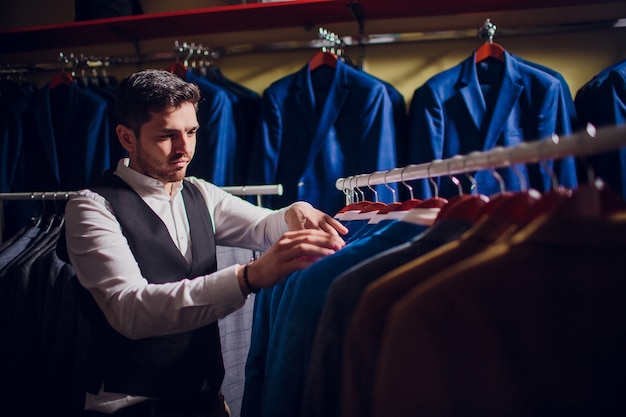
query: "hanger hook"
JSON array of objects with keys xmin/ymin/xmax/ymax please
[
  {"xmin": 40, "ymin": 192, "xmax": 48, "ymax": 218},
  {"xmin": 463, "ymin": 157, "xmax": 479, "ymax": 195},
  {"xmin": 447, "ymin": 159, "xmax": 463, "ymax": 196},
  {"xmin": 354, "ymin": 178, "xmax": 366, "ymax": 202},
  {"xmin": 478, "ymin": 18, "xmax": 497, "ymax": 43},
  {"xmin": 539, "ymin": 134, "xmax": 560, "ymax": 191},
  {"xmin": 580, "ymin": 123, "xmax": 598, "ymax": 185},
  {"xmin": 427, "ymin": 162, "xmax": 439, "ymax": 199},
  {"xmin": 508, "ymin": 146, "xmax": 527, "ymax": 191},
  {"xmin": 184, "ymin": 42, "xmax": 195, "ymax": 67},
  {"xmin": 383, "ymin": 170, "xmax": 397, "ymax": 203},
  {"xmin": 342, "ymin": 177, "xmax": 352, "ymax": 205},
  {"xmin": 52, "ymin": 191, "xmax": 59, "ymax": 213},
  {"xmin": 400, "ymin": 166, "xmax": 414, "ymax": 200},
  {"xmin": 367, "ymin": 173, "xmax": 379, "ymax": 203},
  {"xmin": 347, "ymin": 176, "xmax": 356, "ymax": 203},
  {"xmin": 487, "ymin": 152, "xmax": 506, "ymax": 194}
]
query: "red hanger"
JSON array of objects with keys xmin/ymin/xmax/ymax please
[
  {"xmin": 309, "ymin": 50, "xmax": 338, "ymax": 71},
  {"xmin": 167, "ymin": 62, "xmax": 188, "ymax": 79},
  {"xmin": 49, "ymin": 71, "xmax": 74, "ymax": 89},
  {"xmin": 394, "ymin": 199, "xmax": 423, "ymax": 211},
  {"xmin": 416, "ymin": 197, "xmax": 448, "ymax": 209},
  {"xmin": 374, "ymin": 202, "xmax": 403, "ymax": 214},
  {"xmin": 335, "ymin": 201, "xmax": 374, "ymax": 216},
  {"xmin": 436, "ymin": 194, "xmax": 490, "ymax": 223},
  {"xmin": 556, "ymin": 180, "xmax": 626, "ymax": 219},
  {"xmin": 486, "ymin": 190, "xmax": 541, "ymax": 225},
  {"xmin": 359, "ymin": 202, "xmax": 387, "ymax": 213},
  {"xmin": 475, "ymin": 42, "xmax": 505, "ymax": 63}
]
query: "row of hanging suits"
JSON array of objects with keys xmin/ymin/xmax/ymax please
[
  {"xmin": 0, "ymin": 214, "xmax": 85, "ymax": 417},
  {"xmin": 242, "ymin": 172, "xmax": 626, "ymax": 417},
  {"xmin": 575, "ymin": 58, "xmax": 626, "ymax": 198},
  {"xmin": 240, "ymin": 52, "xmax": 626, "ymax": 417},
  {"xmin": 0, "ymin": 63, "xmax": 261, "ymax": 240},
  {"xmin": 3, "ymin": 51, "xmax": 625, "ymax": 237},
  {"xmin": 406, "ymin": 52, "xmax": 626, "ymax": 202},
  {"xmin": 244, "ymin": 48, "xmax": 625, "ymax": 217},
  {"xmin": 0, "ymin": 207, "xmax": 262, "ymax": 417}
]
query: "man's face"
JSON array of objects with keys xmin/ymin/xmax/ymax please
[{"xmin": 125, "ymin": 102, "xmax": 199, "ymax": 184}]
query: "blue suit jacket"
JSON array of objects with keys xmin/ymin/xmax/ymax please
[
  {"xmin": 241, "ymin": 219, "xmax": 428, "ymax": 417},
  {"xmin": 575, "ymin": 60, "xmax": 626, "ymax": 197},
  {"xmin": 515, "ymin": 55, "xmax": 579, "ymax": 131},
  {"xmin": 203, "ymin": 67, "xmax": 262, "ymax": 186},
  {"xmin": 300, "ymin": 218, "xmax": 473, "ymax": 417},
  {"xmin": 575, "ymin": 58, "xmax": 626, "ymax": 126},
  {"xmin": 17, "ymin": 82, "xmax": 111, "ymax": 192},
  {"xmin": 0, "ymin": 81, "xmax": 33, "ymax": 194},
  {"xmin": 185, "ymin": 70, "xmax": 238, "ymax": 186},
  {"xmin": 5, "ymin": 82, "xmax": 110, "ymax": 238},
  {"xmin": 248, "ymin": 60, "xmax": 398, "ymax": 214},
  {"xmin": 408, "ymin": 51, "xmax": 577, "ymax": 199}
]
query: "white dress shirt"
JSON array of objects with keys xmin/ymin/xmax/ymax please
[{"xmin": 64, "ymin": 159, "xmax": 290, "ymax": 412}]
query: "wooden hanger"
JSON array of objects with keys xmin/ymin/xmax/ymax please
[
  {"xmin": 475, "ymin": 42, "xmax": 505, "ymax": 63},
  {"xmin": 435, "ymin": 194, "xmax": 489, "ymax": 223},
  {"xmin": 309, "ymin": 50, "xmax": 338, "ymax": 71},
  {"xmin": 167, "ymin": 62, "xmax": 188, "ymax": 79},
  {"xmin": 335, "ymin": 201, "xmax": 373, "ymax": 217},
  {"xmin": 49, "ymin": 71, "xmax": 74, "ymax": 89},
  {"xmin": 475, "ymin": 18, "xmax": 505, "ymax": 63}
]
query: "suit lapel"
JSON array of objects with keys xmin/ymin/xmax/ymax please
[
  {"xmin": 458, "ymin": 52, "xmax": 524, "ymax": 151},
  {"xmin": 482, "ymin": 52, "xmax": 523, "ymax": 150},
  {"xmin": 459, "ymin": 56, "xmax": 486, "ymax": 132},
  {"xmin": 293, "ymin": 67, "xmax": 317, "ymax": 139},
  {"xmin": 302, "ymin": 60, "xmax": 349, "ymax": 172}
]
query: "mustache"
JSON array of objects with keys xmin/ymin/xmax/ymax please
[{"xmin": 169, "ymin": 154, "xmax": 191, "ymax": 163}]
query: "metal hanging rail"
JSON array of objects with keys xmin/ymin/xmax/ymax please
[
  {"xmin": 0, "ymin": 184, "xmax": 283, "ymax": 240},
  {"xmin": 1, "ymin": 18, "xmax": 620, "ymax": 76},
  {"xmin": 0, "ymin": 184, "xmax": 283, "ymax": 201},
  {"xmin": 335, "ymin": 124, "xmax": 626, "ymax": 191}
]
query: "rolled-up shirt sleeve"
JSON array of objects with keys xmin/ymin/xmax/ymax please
[
  {"xmin": 186, "ymin": 176, "xmax": 290, "ymax": 250},
  {"xmin": 65, "ymin": 177, "xmax": 289, "ymax": 341}
]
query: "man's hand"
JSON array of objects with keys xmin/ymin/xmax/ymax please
[
  {"xmin": 284, "ymin": 201, "xmax": 349, "ymax": 237},
  {"xmin": 237, "ymin": 228, "xmax": 346, "ymax": 294}
]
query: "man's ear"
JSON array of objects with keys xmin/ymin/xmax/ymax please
[{"xmin": 116, "ymin": 125, "xmax": 135, "ymax": 153}]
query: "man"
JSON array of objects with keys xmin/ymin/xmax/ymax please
[{"xmin": 63, "ymin": 69, "xmax": 347, "ymax": 417}]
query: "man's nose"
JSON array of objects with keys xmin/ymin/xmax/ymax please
[{"xmin": 174, "ymin": 134, "xmax": 193, "ymax": 154}]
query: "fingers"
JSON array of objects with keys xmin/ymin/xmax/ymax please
[
  {"xmin": 253, "ymin": 229, "xmax": 345, "ymax": 288},
  {"xmin": 286, "ymin": 229, "xmax": 345, "ymax": 249},
  {"xmin": 285, "ymin": 203, "xmax": 349, "ymax": 236},
  {"xmin": 321, "ymin": 215, "xmax": 349, "ymax": 236}
]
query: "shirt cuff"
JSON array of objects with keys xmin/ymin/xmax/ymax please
[{"xmin": 202, "ymin": 264, "xmax": 247, "ymax": 319}]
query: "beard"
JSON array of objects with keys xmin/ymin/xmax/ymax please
[{"xmin": 135, "ymin": 151, "xmax": 191, "ymax": 184}]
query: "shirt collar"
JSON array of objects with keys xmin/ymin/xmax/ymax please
[{"xmin": 114, "ymin": 158, "xmax": 184, "ymax": 199}]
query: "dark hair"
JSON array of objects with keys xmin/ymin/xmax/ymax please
[{"xmin": 114, "ymin": 69, "xmax": 201, "ymax": 136}]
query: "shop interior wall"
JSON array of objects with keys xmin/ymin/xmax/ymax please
[{"xmin": 1, "ymin": 0, "xmax": 625, "ymax": 112}]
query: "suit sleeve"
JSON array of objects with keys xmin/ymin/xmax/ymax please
[{"xmin": 407, "ymin": 84, "xmax": 444, "ymax": 200}]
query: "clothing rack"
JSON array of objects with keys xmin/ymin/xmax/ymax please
[
  {"xmin": 335, "ymin": 123, "xmax": 626, "ymax": 191},
  {"xmin": 0, "ymin": 184, "xmax": 283, "ymax": 242},
  {"xmin": 0, "ymin": 184, "xmax": 283, "ymax": 203},
  {"xmin": 1, "ymin": 19, "xmax": 618, "ymax": 76}
]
